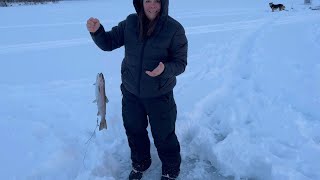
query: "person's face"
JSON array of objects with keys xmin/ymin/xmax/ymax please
[{"xmin": 143, "ymin": 0, "xmax": 161, "ymax": 21}]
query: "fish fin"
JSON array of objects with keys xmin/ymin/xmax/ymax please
[
  {"xmin": 93, "ymin": 99, "xmax": 97, "ymax": 103},
  {"xmin": 99, "ymin": 118, "xmax": 107, "ymax": 131},
  {"xmin": 97, "ymin": 111, "xmax": 100, "ymax": 116},
  {"xmin": 105, "ymin": 96, "xmax": 109, "ymax": 103}
]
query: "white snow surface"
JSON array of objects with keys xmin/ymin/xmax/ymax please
[{"xmin": 1, "ymin": 0, "xmax": 320, "ymax": 179}]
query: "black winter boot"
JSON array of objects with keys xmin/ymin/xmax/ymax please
[
  {"xmin": 129, "ymin": 158, "xmax": 152, "ymax": 180},
  {"xmin": 129, "ymin": 168, "xmax": 143, "ymax": 180},
  {"xmin": 161, "ymin": 166, "xmax": 179, "ymax": 180}
]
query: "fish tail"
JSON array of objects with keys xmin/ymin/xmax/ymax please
[{"xmin": 99, "ymin": 118, "xmax": 107, "ymax": 131}]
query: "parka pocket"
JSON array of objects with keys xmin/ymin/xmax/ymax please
[
  {"xmin": 143, "ymin": 73, "xmax": 161, "ymax": 91},
  {"xmin": 159, "ymin": 78, "xmax": 169, "ymax": 90},
  {"xmin": 121, "ymin": 61, "xmax": 137, "ymax": 85}
]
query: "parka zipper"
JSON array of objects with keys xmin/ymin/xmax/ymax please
[{"xmin": 137, "ymin": 39, "xmax": 147, "ymax": 96}]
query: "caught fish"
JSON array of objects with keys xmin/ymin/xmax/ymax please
[{"xmin": 93, "ymin": 73, "xmax": 109, "ymax": 131}]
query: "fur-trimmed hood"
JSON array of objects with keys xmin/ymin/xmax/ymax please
[{"xmin": 133, "ymin": 0, "xmax": 169, "ymax": 20}]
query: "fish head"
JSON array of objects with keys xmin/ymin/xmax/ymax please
[
  {"xmin": 96, "ymin": 72, "xmax": 101, "ymax": 80},
  {"xmin": 96, "ymin": 73, "xmax": 105, "ymax": 83},
  {"xmin": 98, "ymin": 73, "xmax": 104, "ymax": 79}
]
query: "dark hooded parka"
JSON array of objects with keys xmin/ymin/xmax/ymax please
[{"xmin": 90, "ymin": 0, "xmax": 188, "ymax": 98}]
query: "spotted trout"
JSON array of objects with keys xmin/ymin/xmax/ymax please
[{"xmin": 93, "ymin": 73, "xmax": 108, "ymax": 131}]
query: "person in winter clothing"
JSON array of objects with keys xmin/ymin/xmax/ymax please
[{"xmin": 87, "ymin": 0, "xmax": 187, "ymax": 179}]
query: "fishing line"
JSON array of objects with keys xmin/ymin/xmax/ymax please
[{"xmin": 82, "ymin": 118, "xmax": 99, "ymax": 168}]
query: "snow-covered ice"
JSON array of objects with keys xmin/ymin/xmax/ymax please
[{"xmin": 1, "ymin": 0, "xmax": 320, "ymax": 179}]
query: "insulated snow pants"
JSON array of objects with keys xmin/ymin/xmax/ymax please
[{"xmin": 121, "ymin": 84, "xmax": 181, "ymax": 177}]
